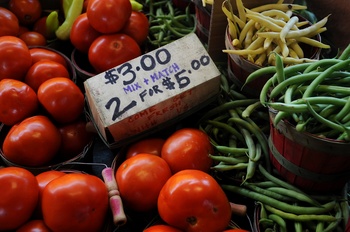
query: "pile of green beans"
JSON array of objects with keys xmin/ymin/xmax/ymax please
[
  {"xmin": 222, "ymin": 164, "xmax": 349, "ymax": 232},
  {"xmin": 144, "ymin": 0, "xmax": 196, "ymax": 47},
  {"xmin": 198, "ymin": 71, "xmax": 270, "ymax": 183},
  {"xmin": 244, "ymin": 43, "xmax": 350, "ymax": 141}
]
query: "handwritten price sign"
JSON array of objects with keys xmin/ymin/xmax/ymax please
[{"xmin": 84, "ymin": 33, "xmax": 221, "ymax": 147}]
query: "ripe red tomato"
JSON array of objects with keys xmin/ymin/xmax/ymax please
[
  {"xmin": 19, "ymin": 31, "xmax": 47, "ymax": 46},
  {"xmin": 58, "ymin": 118, "xmax": 93, "ymax": 160},
  {"xmin": 0, "ymin": 36, "xmax": 32, "ymax": 81},
  {"xmin": 125, "ymin": 137, "xmax": 165, "ymax": 159},
  {"xmin": 29, "ymin": 47, "xmax": 68, "ymax": 68},
  {"xmin": 116, "ymin": 153, "xmax": 172, "ymax": 212},
  {"xmin": 0, "ymin": 79, "xmax": 38, "ymax": 126},
  {"xmin": 157, "ymin": 169, "xmax": 232, "ymax": 232},
  {"xmin": 86, "ymin": 0, "xmax": 131, "ymax": 34},
  {"xmin": 0, "ymin": 7, "xmax": 20, "ymax": 36},
  {"xmin": 25, "ymin": 60, "xmax": 70, "ymax": 91},
  {"xmin": 8, "ymin": 0, "xmax": 42, "ymax": 25},
  {"xmin": 18, "ymin": 25, "xmax": 30, "ymax": 35},
  {"xmin": 121, "ymin": 11, "xmax": 149, "ymax": 45},
  {"xmin": 41, "ymin": 173, "xmax": 109, "ymax": 232},
  {"xmin": 161, "ymin": 128, "xmax": 214, "ymax": 174},
  {"xmin": 16, "ymin": 219, "xmax": 52, "ymax": 232},
  {"xmin": 37, "ymin": 77, "xmax": 85, "ymax": 124},
  {"xmin": 35, "ymin": 170, "xmax": 66, "ymax": 217},
  {"xmin": 70, "ymin": 12, "xmax": 101, "ymax": 54},
  {"xmin": 88, "ymin": 33, "xmax": 141, "ymax": 73},
  {"xmin": 33, "ymin": 16, "xmax": 56, "ymax": 39},
  {"xmin": 2, "ymin": 115, "xmax": 62, "ymax": 167},
  {"xmin": 0, "ymin": 167, "xmax": 39, "ymax": 231},
  {"xmin": 144, "ymin": 224, "xmax": 183, "ymax": 232}
]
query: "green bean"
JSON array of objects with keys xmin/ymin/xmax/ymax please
[
  {"xmin": 199, "ymin": 99, "xmax": 259, "ymax": 122},
  {"xmin": 264, "ymin": 204, "xmax": 337, "ymax": 222},
  {"xmin": 316, "ymin": 222, "xmax": 325, "ymax": 232},
  {"xmin": 269, "ymin": 72, "xmax": 321, "ymax": 99},
  {"xmin": 340, "ymin": 200, "xmax": 349, "ymax": 229},
  {"xmin": 294, "ymin": 221, "xmax": 303, "ymax": 232},
  {"xmin": 323, "ymin": 203, "xmax": 343, "ymax": 232},
  {"xmin": 335, "ymin": 97, "xmax": 350, "ymax": 122},
  {"xmin": 205, "ymin": 120, "xmax": 244, "ymax": 142},
  {"xmin": 275, "ymin": 53, "xmax": 286, "ymax": 84},
  {"xmin": 295, "ymin": 85, "xmax": 350, "ymax": 97},
  {"xmin": 223, "ymin": 184, "xmax": 337, "ymax": 215},
  {"xmin": 208, "ymin": 154, "xmax": 249, "ymax": 165},
  {"xmin": 259, "ymin": 218, "xmax": 274, "ymax": 228},
  {"xmin": 268, "ymin": 214, "xmax": 287, "ymax": 232},
  {"xmin": 244, "ymin": 66, "xmax": 276, "ymax": 87},
  {"xmin": 305, "ymin": 100, "xmax": 348, "ymax": 135},
  {"xmin": 258, "ymin": 164, "xmax": 311, "ymax": 195},
  {"xmin": 303, "ymin": 58, "xmax": 343, "ymax": 73},
  {"xmin": 250, "ymin": 181, "xmax": 279, "ymax": 188},
  {"xmin": 256, "ymin": 201, "xmax": 268, "ymax": 219},
  {"xmin": 338, "ymin": 43, "xmax": 350, "ymax": 60},
  {"xmin": 228, "ymin": 118, "xmax": 269, "ymax": 162},
  {"xmin": 211, "ymin": 163, "xmax": 248, "ymax": 171},
  {"xmin": 267, "ymin": 101, "xmax": 322, "ymax": 113},
  {"xmin": 243, "ymin": 182, "xmax": 295, "ymax": 202},
  {"xmin": 260, "ymin": 77, "xmax": 275, "ymax": 105},
  {"xmin": 303, "ymin": 59, "xmax": 350, "ymax": 98},
  {"xmin": 241, "ymin": 101, "xmax": 262, "ymax": 118},
  {"xmin": 244, "ymin": 143, "xmax": 261, "ymax": 183},
  {"xmin": 266, "ymin": 187, "xmax": 321, "ymax": 207},
  {"xmin": 214, "ymin": 145, "xmax": 249, "ymax": 156}
]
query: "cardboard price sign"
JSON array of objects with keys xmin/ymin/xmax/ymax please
[{"xmin": 84, "ymin": 33, "xmax": 221, "ymax": 147}]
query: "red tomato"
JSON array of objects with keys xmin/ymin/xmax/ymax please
[
  {"xmin": 125, "ymin": 137, "xmax": 165, "ymax": 159},
  {"xmin": 25, "ymin": 60, "xmax": 70, "ymax": 91},
  {"xmin": 70, "ymin": 12, "xmax": 101, "ymax": 54},
  {"xmin": 0, "ymin": 7, "xmax": 20, "ymax": 36},
  {"xmin": 158, "ymin": 170, "xmax": 232, "ymax": 232},
  {"xmin": 116, "ymin": 153, "xmax": 172, "ymax": 212},
  {"xmin": 8, "ymin": 0, "xmax": 42, "ymax": 25},
  {"xmin": 86, "ymin": 0, "xmax": 131, "ymax": 34},
  {"xmin": 0, "ymin": 36, "xmax": 32, "ymax": 81},
  {"xmin": 29, "ymin": 47, "xmax": 68, "ymax": 68},
  {"xmin": 19, "ymin": 31, "xmax": 47, "ymax": 46},
  {"xmin": 88, "ymin": 33, "xmax": 141, "ymax": 73},
  {"xmin": 2, "ymin": 115, "xmax": 62, "ymax": 167},
  {"xmin": 18, "ymin": 25, "xmax": 30, "ymax": 35},
  {"xmin": 37, "ymin": 77, "xmax": 85, "ymax": 124},
  {"xmin": 0, "ymin": 167, "xmax": 39, "ymax": 231},
  {"xmin": 41, "ymin": 173, "xmax": 109, "ymax": 232},
  {"xmin": 35, "ymin": 170, "xmax": 66, "ymax": 217},
  {"xmin": 121, "ymin": 11, "xmax": 149, "ymax": 45},
  {"xmin": 58, "ymin": 118, "xmax": 93, "ymax": 160},
  {"xmin": 33, "ymin": 16, "xmax": 56, "ymax": 39},
  {"xmin": 161, "ymin": 128, "xmax": 214, "ymax": 174},
  {"xmin": 144, "ymin": 224, "xmax": 183, "ymax": 232},
  {"xmin": 16, "ymin": 219, "xmax": 52, "ymax": 232},
  {"xmin": 0, "ymin": 79, "xmax": 38, "ymax": 126}
]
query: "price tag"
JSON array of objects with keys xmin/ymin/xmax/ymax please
[{"xmin": 84, "ymin": 33, "xmax": 221, "ymax": 147}]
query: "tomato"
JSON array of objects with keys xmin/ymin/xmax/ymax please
[
  {"xmin": 8, "ymin": 0, "xmax": 42, "ymax": 25},
  {"xmin": 116, "ymin": 153, "xmax": 172, "ymax": 212},
  {"xmin": 37, "ymin": 77, "xmax": 85, "ymax": 124},
  {"xmin": 41, "ymin": 173, "xmax": 109, "ymax": 232},
  {"xmin": 25, "ymin": 60, "xmax": 70, "ymax": 91},
  {"xmin": 125, "ymin": 137, "xmax": 165, "ymax": 159},
  {"xmin": 29, "ymin": 47, "xmax": 68, "ymax": 68},
  {"xmin": 16, "ymin": 219, "xmax": 52, "ymax": 232},
  {"xmin": 0, "ymin": 7, "xmax": 20, "ymax": 36},
  {"xmin": 19, "ymin": 31, "xmax": 47, "ymax": 46},
  {"xmin": 70, "ymin": 12, "xmax": 101, "ymax": 54},
  {"xmin": 88, "ymin": 33, "xmax": 141, "ymax": 73},
  {"xmin": 0, "ymin": 79, "xmax": 38, "ymax": 126},
  {"xmin": 33, "ymin": 16, "xmax": 55, "ymax": 39},
  {"xmin": 0, "ymin": 167, "xmax": 39, "ymax": 231},
  {"xmin": 0, "ymin": 36, "xmax": 32, "ymax": 81},
  {"xmin": 157, "ymin": 170, "xmax": 232, "ymax": 232},
  {"xmin": 86, "ymin": 0, "xmax": 131, "ymax": 34},
  {"xmin": 121, "ymin": 11, "xmax": 149, "ymax": 45},
  {"xmin": 2, "ymin": 115, "xmax": 62, "ymax": 167},
  {"xmin": 161, "ymin": 128, "xmax": 214, "ymax": 174},
  {"xmin": 144, "ymin": 224, "xmax": 183, "ymax": 232},
  {"xmin": 58, "ymin": 118, "xmax": 93, "ymax": 160},
  {"xmin": 18, "ymin": 25, "xmax": 30, "ymax": 35}
]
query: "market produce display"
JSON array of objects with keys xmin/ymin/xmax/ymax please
[{"xmin": 0, "ymin": 0, "xmax": 349, "ymax": 231}]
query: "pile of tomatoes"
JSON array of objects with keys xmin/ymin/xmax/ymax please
[
  {"xmin": 114, "ymin": 128, "xmax": 248, "ymax": 232},
  {"xmin": 0, "ymin": 37, "xmax": 92, "ymax": 168}
]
